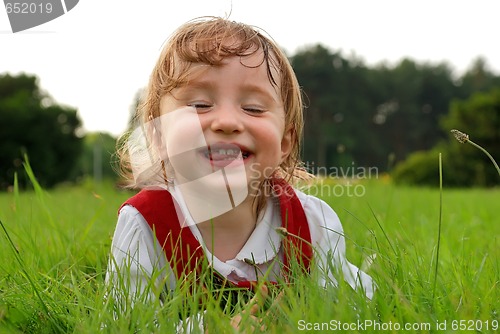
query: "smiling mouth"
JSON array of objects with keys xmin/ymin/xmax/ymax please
[{"xmin": 200, "ymin": 143, "xmax": 251, "ymax": 167}]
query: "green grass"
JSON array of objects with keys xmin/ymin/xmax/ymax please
[{"xmin": 0, "ymin": 177, "xmax": 498, "ymax": 333}]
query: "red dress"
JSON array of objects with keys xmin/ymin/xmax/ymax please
[{"xmin": 120, "ymin": 177, "xmax": 313, "ymax": 289}]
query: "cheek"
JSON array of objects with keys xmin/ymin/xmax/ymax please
[
  {"xmin": 255, "ymin": 122, "xmax": 285, "ymax": 158},
  {"xmin": 158, "ymin": 107, "xmax": 207, "ymax": 158}
]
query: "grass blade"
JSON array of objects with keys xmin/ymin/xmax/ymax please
[
  {"xmin": 0, "ymin": 220, "xmax": 51, "ymax": 316},
  {"xmin": 432, "ymin": 152, "xmax": 443, "ymax": 303},
  {"xmin": 368, "ymin": 204, "xmax": 396, "ymax": 256}
]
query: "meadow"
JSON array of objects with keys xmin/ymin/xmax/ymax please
[{"xmin": 0, "ymin": 175, "xmax": 498, "ymax": 333}]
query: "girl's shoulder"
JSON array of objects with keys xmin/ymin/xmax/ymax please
[
  {"xmin": 293, "ymin": 188, "xmax": 340, "ymax": 217},
  {"xmin": 293, "ymin": 188, "xmax": 344, "ymax": 234},
  {"xmin": 115, "ymin": 204, "xmax": 152, "ymax": 239}
]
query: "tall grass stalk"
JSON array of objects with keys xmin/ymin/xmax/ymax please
[
  {"xmin": 0, "ymin": 219, "xmax": 51, "ymax": 318},
  {"xmin": 432, "ymin": 153, "xmax": 443, "ymax": 304},
  {"xmin": 451, "ymin": 129, "xmax": 500, "ymax": 177},
  {"xmin": 0, "ymin": 163, "xmax": 69, "ymax": 333}
]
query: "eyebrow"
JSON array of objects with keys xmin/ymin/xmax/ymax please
[{"xmin": 241, "ymin": 84, "xmax": 280, "ymax": 103}]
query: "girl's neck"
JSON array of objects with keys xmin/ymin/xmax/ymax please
[{"xmin": 196, "ymin": 197, "xmax": 257, "ymax": 262}]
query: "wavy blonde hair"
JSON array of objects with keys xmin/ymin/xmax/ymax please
[{"xmin": 117, "ymin": 17, "xmax": 311, "ymax": 196}]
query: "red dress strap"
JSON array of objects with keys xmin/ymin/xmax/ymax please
[
  {"xmin": 272, "ymin": 177, "xmax": 313, "ymax": 277},
  {"xmin": 120, "ymin": 178, "xmax": 312, "ymax": 281},
  {"xmin": 120, "ymin": 189, "xmax": 204, "ymax": 278}
]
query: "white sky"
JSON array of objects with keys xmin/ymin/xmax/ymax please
[{"xmin": 2, "ymin": 0, "xmax": 500, "ymax": 136}]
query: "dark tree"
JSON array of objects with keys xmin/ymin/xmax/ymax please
[
  {"xmin": 291, "ymin": 45, "xmax": 375, "ymax": 170},
  {"xmin": 290, "ymin": 44, "xmax": 500, "ymax": 177},
  {"xmin": 393, "ymin": 87, "xmax": 500, "ymax": 187},
  {"xmin": 0, "ymin": 73, "xmax": 83, "ymax": 189}
]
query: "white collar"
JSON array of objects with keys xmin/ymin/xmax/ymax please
[
  {"xmin": 168, "ymin": 184, "xmax": 283, "ymax": 278},
  {"xmin": 195, "ymin": 198, "xmax": 282, "ymax": 280},
  {"xmin": 233, "ymin": 199, "xmax": 282, "ymax": 264}
]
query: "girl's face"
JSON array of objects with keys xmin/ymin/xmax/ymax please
[{"xmin": 158, "ymin": 50, "xmax": 292, "ymax": 201}]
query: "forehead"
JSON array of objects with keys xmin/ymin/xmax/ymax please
[
  {"xmin": 160, "ymin": 53, "xmax": 283, "ymax": 113},
  {"xmin": 175, "ymin": 46, "xmax": 282, "ymax": 90}
]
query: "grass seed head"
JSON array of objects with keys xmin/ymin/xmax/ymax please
[
  {"xmin": 450, "ymin": 129, "xmax": 500, "ymax": 177},
  {"xmin": 451, "ymin": 129, "xmax": 469, "ymax": 144},
  {"xmin": 276, "ymin": 227, "xmax": 289, "ymax": 237}
]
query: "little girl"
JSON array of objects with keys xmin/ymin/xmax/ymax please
[{"xmin": 107, "ymin": 16, "xmax": 374, "ymax": 326}]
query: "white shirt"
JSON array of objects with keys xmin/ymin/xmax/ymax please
[{"xmin": 106, "ymin": 188, "xmax": 374, "ymax": 305}]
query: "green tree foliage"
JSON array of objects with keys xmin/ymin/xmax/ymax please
[
  {"xmin": 0, "ymin": 73, "xmax": 83, "ymax": 189},
  {"xmin": 457, "ymin": 57, "xmax": 500, "ymax": 95},
  {"xmin": 290, "ymin": 44, "xmax": 500, "ymax": 187},
  {"xmin": 442, "ymin": 88, "xmax": 500, "ymax": 186},
  {"xmin": 75, "ymin": 132, "xmax": 119, "ymax": 182},
  {"xmin": 290, "ymin": 46, "xmax": 462, "ymax": 172},
  {"xmin": 393, "ymin": 88, "xmax": 500, "ymax": 187},
  {"xmin": 375, "ymin": 59, "xmax": 457, "ymax": 159},
  {"xmin": 291, "ymin": 45, "xmax": 374, "ymax": 170}
]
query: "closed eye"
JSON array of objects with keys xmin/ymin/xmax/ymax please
[
  {"xmin": 188, "ymin": 103, "xmax": 212, "ymax": 112},
  {"xmin": 243, "ymin": 106, "xmax": 266, "ymax": 114}
]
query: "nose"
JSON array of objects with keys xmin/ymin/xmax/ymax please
[{"xmin": 209, "ymin": 104, "xmax": 244, "ymax": 134}]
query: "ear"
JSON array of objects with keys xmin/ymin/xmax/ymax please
[{"xmin": 280, "ymin": 127, "xmax": 293, "ymax": 163}]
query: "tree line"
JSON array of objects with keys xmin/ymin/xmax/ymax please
[
  {"xmin": 0, "ymin": 73, "xmax": 116, "ymax": 189},
  {"xmin": 292, "ymin": 45, "xmax": 499, "ymax": 173},
  {"xmin": 1, "ymin": 44, "xmax": 499, "ymax": 190}
]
